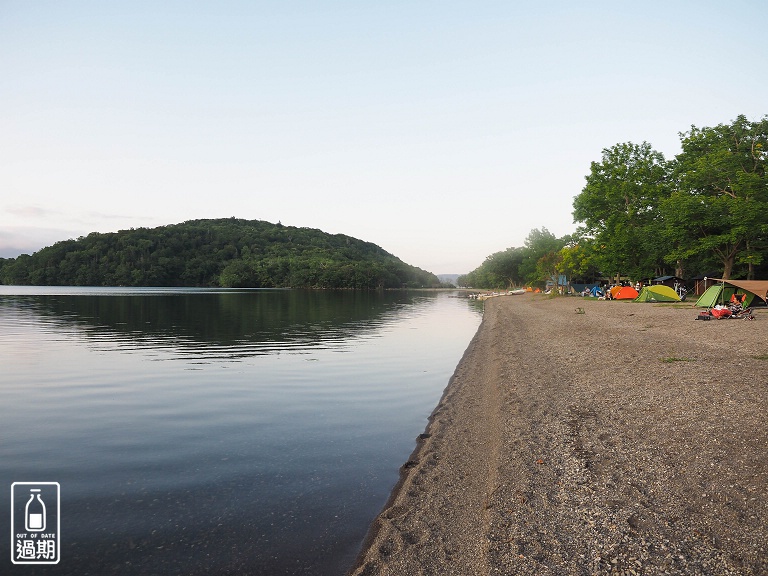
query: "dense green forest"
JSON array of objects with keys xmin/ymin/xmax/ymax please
[
  {"xmin": 460, "ymin": 114, "xmax": 768, "ymax": 289},
  {"xmin": 0, "ymin": 218, "xmax": 440, "ymax": 289}
]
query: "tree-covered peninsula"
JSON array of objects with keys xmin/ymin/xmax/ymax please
[{"xmin": 0, "ymin": 218, "xmax": 440, "ymax": 289}]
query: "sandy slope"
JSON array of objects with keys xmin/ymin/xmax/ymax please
[{"xmin": 348, "ymin": 294, "xmax": 768, "ymax": 575}]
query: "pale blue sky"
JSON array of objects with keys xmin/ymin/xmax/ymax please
[{"xmin": 1, "ymin": 1, "xmax": 766, "ymax": 273}]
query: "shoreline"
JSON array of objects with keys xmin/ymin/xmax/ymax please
[
  {"xmin": 348, "ymin": 294, "xmax": 768, "ymax": 575},
  {"xmin": 348, "ymin": 295, "xmax": 501, "ymax": 574}
]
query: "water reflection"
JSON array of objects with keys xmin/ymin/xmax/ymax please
[
  {"xmin": 0, "ymin": 288, "xmax": 482, "ymax": 575},
  {"xmin": 0, "ymin": 289, "xmax": 423, "ymax": 359}
]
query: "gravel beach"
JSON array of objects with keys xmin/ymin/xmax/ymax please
[{"xmin": 348, "ymin": 294, "xmax": 768, "ymax": 575}]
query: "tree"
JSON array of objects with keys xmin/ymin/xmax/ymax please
[
  {"xmin": 535, "ymin": 250, "xmax": 563, "ymax": 291},
  {"xmin": 518, "ymin": 228, "xmax": 564, "ymax": 285},
  {"xmin": 663, "ymin": 115, "xmax": 768, "ymax": 279},
  {"xmin": 558, "ymin": 241, "xmax": 596, "ymax": 284},
  {"xmin": 459, "ymin": 229, "xmax": 570, "ymax": 289},
  {"xmin": 458, "ymin": 247, "xmax": 526, "ymax": 289},
  {"xmin": 572, "ymin": 142, "xmax": 671, "ymax": 282},
  {"xmin": 484, "ymin": 247, "xmax": 526, "ymax": 287}
]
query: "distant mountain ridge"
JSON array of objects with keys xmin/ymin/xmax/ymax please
[
  {"xmin": 0, "ymin": 218, "xmax": 439, "ymax": 289},
  {"xmin": 437, "ymin": 274, "xmax": 461, "ymax": 285}
]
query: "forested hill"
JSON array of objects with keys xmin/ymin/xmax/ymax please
[{"xmin": 0, "ymin": 218, "xmax": 440, "ymax": 289}]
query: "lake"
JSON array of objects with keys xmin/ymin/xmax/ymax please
[{"xmin": 0, "ymin": 287, "xmax": 482, "ymax": 575}]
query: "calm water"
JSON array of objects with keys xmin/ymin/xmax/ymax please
[{"xmin": 0, "ymin": 288, "xmax": 482, "ymax": 575}]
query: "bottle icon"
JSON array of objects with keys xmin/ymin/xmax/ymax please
[{"xmin": 25, "ymin": 489, "xmax": 46, "ymax": 532}]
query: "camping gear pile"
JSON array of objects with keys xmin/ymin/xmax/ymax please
[{"xmin": 697, "ymin": 301, "xmax": 755, "ymax": 320}]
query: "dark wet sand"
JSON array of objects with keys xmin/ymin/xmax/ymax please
[{"xmin": 348, "ymin": 294, "xmax": 768, "ymax": 575}]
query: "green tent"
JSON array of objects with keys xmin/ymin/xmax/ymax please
[
  {"xmin": 634, "ymin": 285, "xmax": 681, "ymax": 302},
  {"xmin": 694, "ymin": 285, "xmax": 732, "ymax": 307},
  {"xmin": 694, "ymin": 282, "xmax": 764, "ymax": 308},
  {"xmin": 716, "ymin": 279, "xmax": 768, "ymax": 305}
]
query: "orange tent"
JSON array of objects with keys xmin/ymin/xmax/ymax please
[{"xmin": 610, "ymin": 286, "xmax": 639, "ymax": 300}]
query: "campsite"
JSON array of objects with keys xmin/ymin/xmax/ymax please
[
  {"xmin": 473, "ymin": 275, "xmax": 768, "ymax": 327},
  {"xmin": 581, "ymin": 278, "xmax": 766, "ymax": 306},
  {"xmin": 562, "ymin": 276, "xmax": 768, "ymax": 325}
]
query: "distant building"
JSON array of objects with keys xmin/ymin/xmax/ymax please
[
  {"xmin": 690, "ymin": 273, "xmax": 720, "ymax": 296},
  {"xmin": 652, "ymin": 275, "xmax": 684, "ymax": 289}
]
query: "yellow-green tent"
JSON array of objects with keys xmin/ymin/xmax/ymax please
[{"xmin": 634, "ymin": 285, "xmax": 681, "ymax": 302}]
